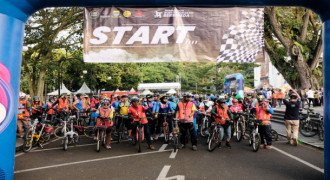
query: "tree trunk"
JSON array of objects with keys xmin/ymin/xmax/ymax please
[
  {"xmin": 292, "ymin": 46, "xmax": 313, "ymax": 89},
  {"xmin": 36, "ymin": 69, "xmax": 46, "ymax": 102}
]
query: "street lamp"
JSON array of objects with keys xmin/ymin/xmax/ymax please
[{"xmin": 108, "ymin": 76, "xmax": 111, "ymax": 80}]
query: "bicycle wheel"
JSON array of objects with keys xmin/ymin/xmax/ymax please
[
  {"xmin": 200, "ymin": 119, "xmax": 208, "ymax": 137},
  {"xmin": 84, "ymin": 126, "xmax": 95, "ymax": 138},
  {"xmin": 96, "ymin": 130, "xmax": 101, "ymax": 152},
  {"xmin": 118, "ymin": 132, "xmax": 122, "ymax": 143},
  {"xmin": 63, "ymin": 136, "xmax": 68, "ymax": 151},
  {"xmin": 271, "ymin": 129, "xmax": 278, "ymax": 141},
  {"xmin": 319, "ymin": 125, "xmax": 324, "ymax": 141},
  {"xmin": 138, "ymin": 127, "xmax": 142, "ymax": 153},
  {"xmin": 22, "ymin": 131, "xmax": 33, "ymax": 152},
  {"xmin": 43, "ymin": 132, "xmax": 51, "ymax": 142},
  {"xmin": 299, "ymin": 120, "xmax": 318, "ymax": 137},
  {"xmin": 252, "ymin": 133, "xmax": 260, "ymax": 152},
  {"xmin": 236, "ymin": 122, "xmax": 243, "ymax": 142},
  {"xmin": 173, "ymin": 135, "xmax": 178, "ymax": 152},
  {"xmin": 54, "ymin": 126, "xmax": 69, "ymax": 138},
  {"xmin": 208, "ymin": 132, "xmax": 218, "ymax": 152},
  {"xmin": 164, "ymin": 124, "xmax": 169, "ymax": 143}
]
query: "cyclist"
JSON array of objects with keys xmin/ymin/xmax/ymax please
[
  {"xmin": 211, "ymin": 98, "xmax": 233, "ymax": 148},
  {"xmin": 118, "ymin": 95, "xmax": 132, "ymax": 140},
  {"xmin": 73, "ymin": 93, "xmax": 84, "ymax": 118},
  {"xmin": 31, "ymin": 96, "xmax": 43, "ymax": 120},
  {"xmin": 90, "ymin": 95, "xmax": 101, "ymax": 126},
  {"xmin": 176, "ymin": 93, "xmax": 198, "ymax": 151},
  {"xmin": 17, "ymin": 92, "xmax": 31, "ymax": 138},
  {"xmin": 129, "ymin": 98, "xmax": 155, "ymax": 150},
  {"xmin": 155, "ymin": 96, "xmax": 174, "ymax": 138},
  {"xmin": 81, "ymin": 94, "xmax": 90, "ymax": 112},
  {"xmin": 42, "ymin": 96, "xmax": 56, "ymax": 120},
  {"xmin": 151, "ymin": 93, "xmax": 161, "ymax": 139},
  {"xmin": 95, "ymin": 99, "xmax": 114, "ymax": 149},
  {"xmin": 53, "ymin": 93, "xmax": 69, "ymax": 113},
  {"xmin": 143, "ymin": 94, "xmax": 155, "ymax": 138},
  {"xmin": 255, "ymin": 97, "xmax": 274, "ymax": 149}
]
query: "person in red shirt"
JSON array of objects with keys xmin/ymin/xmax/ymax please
[
  {"xmin": 129, "ymin": 98, "xmax": 155, "ymax": 150},
  {"xmin": 230, "ymin": 99, "xmax": 243, "ymax": 112}
]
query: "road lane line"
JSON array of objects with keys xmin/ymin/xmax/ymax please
[
  {"xmin": 156, "ymin": 165, "xmax": 185, "ymax": 180},
  {"xmin": 169, "ymin": 150, "xmax": 178, "ymax": 159},
  {"xmin": 272, "ymin": 146, "xmax": 324, "ymax": 173},
  {"xmin": 159, "ymin": 144, "xmax": 168, "ymax": 151},
  {"xmin": 14, "ymin": 149, "xmax": 172, "ymax": 174}
]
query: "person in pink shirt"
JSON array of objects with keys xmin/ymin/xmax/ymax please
[{"xmin": 230, "ymin": 99, "xmax": 243, "ymax": 112}]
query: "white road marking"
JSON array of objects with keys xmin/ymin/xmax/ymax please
[
  {"xmin": 156, "ymin": 165, "xmax": 185, "ymax": 180},
  {"xmin": 273, "ymin": 146, "xmax": 324, "ymax": 173},
  {"xmin": 15, "ymin": 138, "xmax": 61, "ymax": 157},
  {"xmin": 30, "ymin": 143, "xmax": 96, "ymax": 152},
  {"xmin": 169, "ymin": 150, "xmax": 178, "ymax": 159},
  {"xmin": 159, "ymin": 144, "xmax": 168, "ymax": 151},
  {"xmin": 14, "ymin": 149, "xmax": 172, "ymax": 174}
]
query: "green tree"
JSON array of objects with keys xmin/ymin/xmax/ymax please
[{"xmin": 264, "ymin": 7, "xmax": 323, "ymax": 89}]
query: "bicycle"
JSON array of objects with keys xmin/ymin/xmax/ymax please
[
  {"xmin": 172, "ymin": 118, "xmax": 181, "ymax": 152},
  {"xmin": 199, "ymin": 111, "xmax": 210, "ymax": 137},
  {"xmin": 132, "ymin": 117, "xmax": 145, "ymax": 153},
  {"xmin": 116, "ymin": 114, "xmax": 128, "ymax": 143},
  {"xmin": 54, "ymin": 116, "xmax": 94, "ymax": 139},
  {"xmin": 207, "ymin": 121, "xmax": 222, "ymax": 152},
  {"xmin": 60, "ymin": 116, "xmax": 79, "ymax": 151},
  {"xmin": 22, "ymin": 115, "xmax": 54, "ymax": 152},
  {"xmin": 299, "ymin": 108, "xmax": 324, "ymax": 140},
  {"xmin": 95, "ymin": 118, "xmax": 109, "ymax": 152},
  {"xmin": 231, "ymin": 111, "xmax": 244, "ymax": 142},
  {"xmin": 158, "ymin": 112, "xmax": 171, "ymax": 143},
  {"xmin": 248, "ymin": 119, "xmax": 262, "ymax": 152}
]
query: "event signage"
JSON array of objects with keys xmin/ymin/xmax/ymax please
[{"xmin": 84, "ymin": 7, "xmax": 264, "ymax": 63}]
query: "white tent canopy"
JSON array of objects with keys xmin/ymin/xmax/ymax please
[
  {"xmin": 47, "ymin": 83, "xmax": 72, "ymax": 95},
  {"xmin": 75, "ymin": 82, "xmax": 91, "ymax": 94},
  {"xmin": 138, "ymin": 83, "xmax": 181, "ymax": 92},
  {"xmin": 129, "ymin": 88, "xmax": 136, "ymax": 92},
  {"xmin": 141, "ymin": 89, "xmax": 153, "ymax": 95},
  {"xmin": 166, "ymin": 89, "xmax": 176, "ymax": 94}
]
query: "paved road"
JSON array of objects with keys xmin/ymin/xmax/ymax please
[{"xmin": 14, "ymin": 134, "xmax": 323, "ymax": 180}]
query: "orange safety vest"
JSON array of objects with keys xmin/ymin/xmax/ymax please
[
  {"xmin": 58, "ymin": 98, "xmax": 69, "ymax": 111},
  {"xmin": 99, "ymin": 107, "xmax": 112, "ymax": 118},
  {"xmin": 214, "ymin": 105, "xmax": 229, "ymax": 125},
  {"xmin": 129, "ymin": 105, "xmax": 148, "ymax": 124},
  {"xmin": 18, "ymin": 100, "xmax": 29, "ymax": 120},
  {"xmin": 82, "ymin": 98, "xmax": 90, "ymax": 111},
  {"xmin": 277, "ymin": 92, "xmax": 284, "ymax": 99},
  {"xmin": 256, "ymin": 105, "xmax": 271, "ymax": 125},
  {"xmin": 177, "ymin": 101, "xmax": 194, "ymax": 122},
  {"xmin": 47, "ymin": 102, "xmax": 54, "ymax": 115},
  {"xmin": 32, "ymin": 101, "xmax": 43, "ymax": 114}
]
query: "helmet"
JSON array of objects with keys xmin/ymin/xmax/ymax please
[
  {"xmin": 194, "ymin": 94, "xmax": 199, "ymax": 99},
  {"xmin": 76, "ymin": 93, "xmax": 82, "ymax": 97},
  {"xmin": 232, "ymin": 92, "xmax": 237, "ymax": 97},
  {"xmin": 154, "ymin": 93, "xmax": 160, "ymax": 97},
  {"xmin": 60, "ymin": 93, "xmax": 67, "ymax": 98},
  {"xmin": 121, "ymin": 95, "xmax": 128, "ymax": 98},
  {"xmin": 131, "ymin": 97, "xmax": 139, "ymax": 103},
  {"xmin": 210, "ymin": 96, "xmax": 215, "ymax": 100},
  {"xmin": 168, "ymin": 96, "xmax": 175, "ymax": 101},
  {"xmin": 235, "ymin": 94, "xmax": 242, "ymax": 99},
  {"xmin": 182, "ymin": 93, "xmax": 190, "ymax": 97},
  {"xmin": 257, "ymin": 95, "xmax": 265, "ymax": 102},
  {"xmin": 246, "ymin": 93, "xmax": 252, "ymax": 97},
  {"xmin": 232, "ymin": 99, "xmax": 238, "ymax": 103},
  {"xmin": 49, "ymin": 96, "xmax": 54, "ymax": 101},
  {"xmin": 19, "ymin": 92, "xmax": 26, "ymax": 99},
  {"xmin": 33, "ymin": 96, "xmax": 39, "ymax": 100},
  {"xmin": 290, "ymin": 94, "xmax": 298, "ymax": 99},
  {"xmin": 217, "ymin": 98, "xmax": 226, "ymax": 103},
  {"xmin": 99, "ymin": 96, "xmax": 104, "ymax": 100},
  {"xmin": 160, "ymin": 96, "xmax": 168, "ymax": 100},
  {"xmin": 146, "ymin": 94, "xmax": 153, "ymax": 99},
  {"xmin": 257, "ymin": 92, "xmax": 263, "ymax": 96},
  {"xmin": 102, "ymin": 99, "xmax": 110, "ymax": 106}
]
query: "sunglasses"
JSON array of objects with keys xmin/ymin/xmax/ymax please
[{"xmin": 103, "ymin": 103, "xmax": 110, "ymax": 106}]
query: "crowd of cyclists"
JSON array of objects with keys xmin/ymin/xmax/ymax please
[{"xmin": 17, "ymin": 87, "xmax": 304, "ymax": 152}]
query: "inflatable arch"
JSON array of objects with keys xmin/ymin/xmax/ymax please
[
  {"xmin": 1, "ymin": 0, "xmax": 330, "ymax": 179},
  {"xmin": 224, "ymin": 73, "xmax": 244, "ymax": 97}
]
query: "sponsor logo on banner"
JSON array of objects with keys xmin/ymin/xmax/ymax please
[
  {"xmin": 89, "ymin": 10, "xmax": 100, "ymax": 19},
  {"xmin": 133, "ymin": 10, "xmax": 145, "ymax": 17},
  {"xmin": 112, "ymin": 11, "xmax": 120, "ymax": 18},
  {"xmin": 123, "ymin": 11, "xmax": 131, "ymax": 17},
  {"xmin": 154, "ymin": 9, "xmax": 194, "ymax": 18}
]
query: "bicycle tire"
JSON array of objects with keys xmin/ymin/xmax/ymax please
[
  {"xmin": 164, "ymin": 124, "xmax": 169, "ymax": 143},
  {"xmin": 83, "ymin": 126, "xmax": 95, "ymax": 138},
  {"xmin": 236, "ymin": 122, "xmax": 243, "ymax": 142},
  {"xmin": 96, "ymin": 130, "xmax": 101, "ymax": 152},
  {"xmin": 54, "ymin": 126, "xmax": 69, "ymax": 138},
  {"xmin": 22, "ymin": 131, "xmax": 33, "ymax": 152},
  {"xmin": 208, "ymin": 132, "xmax": 218, "ymax": 152},
  {"xmin": 118, "ymin": 132, "xmax": 122, "ymax": 143},
  {"xmin": 138, "ymin": 127, "xmax": 142, "ymax": 153},
  {"xmin": 200, "ymin": 118, "xmax": 209, "ymax": 137},
  {"xmin": 271, "ymin": 129, "xmax": 278, "ymax": 141},
  {"xmin": 319, "ymin": 125, "xmax": 324, "ymax": 141},
  {"xmin": 173, "ymin": 136, "xmax": 178, "ymax": 152},
  {"xmin": 252, "ymin": 133, "xmax": 260, "ymax": 152},
  {"xmin": 299, "ymin": 120, "xmax": 318, "ymax": 137},
  {"xmin": 63, "ymin": 136, "xmax": 68, "ymax": 151},
  {"xmin": 43, "ymin": 133, "xmax": 51, "ymax": 142}
]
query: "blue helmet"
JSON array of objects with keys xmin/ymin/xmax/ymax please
[
  {"xmin": 168, "ymin": 96, "xmax": 175, "ymax": 101},
  {"xmin": 210, "ymin": 96, "xmax": 215, "ymax": 100}
]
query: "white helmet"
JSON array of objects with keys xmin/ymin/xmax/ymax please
[{"xmin": 19, "ymin": 92, "xmax": 26, "ymax": 99}]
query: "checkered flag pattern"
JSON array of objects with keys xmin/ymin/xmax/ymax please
[{"xmin": 216, "ymin": 8, "xmax": 264, "ymax": 63}]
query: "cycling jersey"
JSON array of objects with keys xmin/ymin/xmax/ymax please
[
  {"xmin": 152, "ymin": 100, "xmax": 161, "ymax": 113},
  {"xmin": 230, "ymin": 105, "xmax": 243, "ymax": 112},
  {"xmin": 128, "ymin": 105, "xmax": 148, "ymax": 124},
  {"xmin": 74, "ymin": 99, "xmax": 83, "ymax": 111},
  {"xmin": 32, "ymin": 101, "xmax": 43, "ymax": 114},
  {"xmin": 159, "ymin": 102, "xmax": 174, "ymax": 113},
  {"xmin": 111, "ymin": 100, "xmax": 120, "ymax": 113},
  {"xmin": 118, "ymin": 101, "xmax": 130, "ymax": 115},
  {"xmin": 143, "ymin": 101, "xmax": 154, "ymax": 116}
]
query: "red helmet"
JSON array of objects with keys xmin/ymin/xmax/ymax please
[{"xmin": 232, "ymin": 99, "xmax": 238, "ymax": 103}]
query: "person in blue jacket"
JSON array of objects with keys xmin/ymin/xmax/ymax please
[{"xmin": 154, "ymin": 95, "xmax": 174, "ymax": 139}]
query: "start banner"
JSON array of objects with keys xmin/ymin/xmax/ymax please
[{"xmin": 84, "ymin": 7, "xmax": 264, "ymax": 63}]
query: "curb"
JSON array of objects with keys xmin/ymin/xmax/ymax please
[{"xmin": 277, "ymin": 133, "xmax": 324, "ymax": 150}]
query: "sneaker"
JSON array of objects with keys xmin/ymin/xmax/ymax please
[
  {"xmin": 150, "ymin": 137, "xmax": 154, "ymax": 141},
  {"xmin": 266, "ymin": 145, "xmax": 272, "ymax": 149},
  {"xmin": 127, "ymin": 136, "xmax": 132, "ymax": 141},
  {"xmin": 154, "ymin": 134, "xmax": 159, "ymax": 140},
  {"xmin": 218, "ymin": 142, "xmax": 222, "ymax": 148},
  {"xmin": 292, "ymin": 138, "xmax": 298, "ymax": 146},
  {"xmin": 286, "ymin": 140, "xmax": 292, "ymax": 144},
  {"xmin": 149, "ymin": 145, "xmax": 155, "ymax": 150},
  {"xmin": 105, "ymin": 145, "xmax": 111, "ymax": 149},
  {"xmin": 226, "ymin": 142, "xmax": 231, "ymax": 148},
  {"xmin": 169, "ymin": 133, "xmax": 173, "ymax": 137},
  {"xmin": 259, "ymin": 144, "xmax": 264, "ymax": 148},
  {"xmin": 178, "ymin": 144, "xmax": 185, "ymax": 149},
  {"xmin": 192, "ymin": 145, "xmax": 197, "ymax": 151},
  {"xmin": 93, "ymin": 136, "xmax": 98, "ymax": 141}
]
